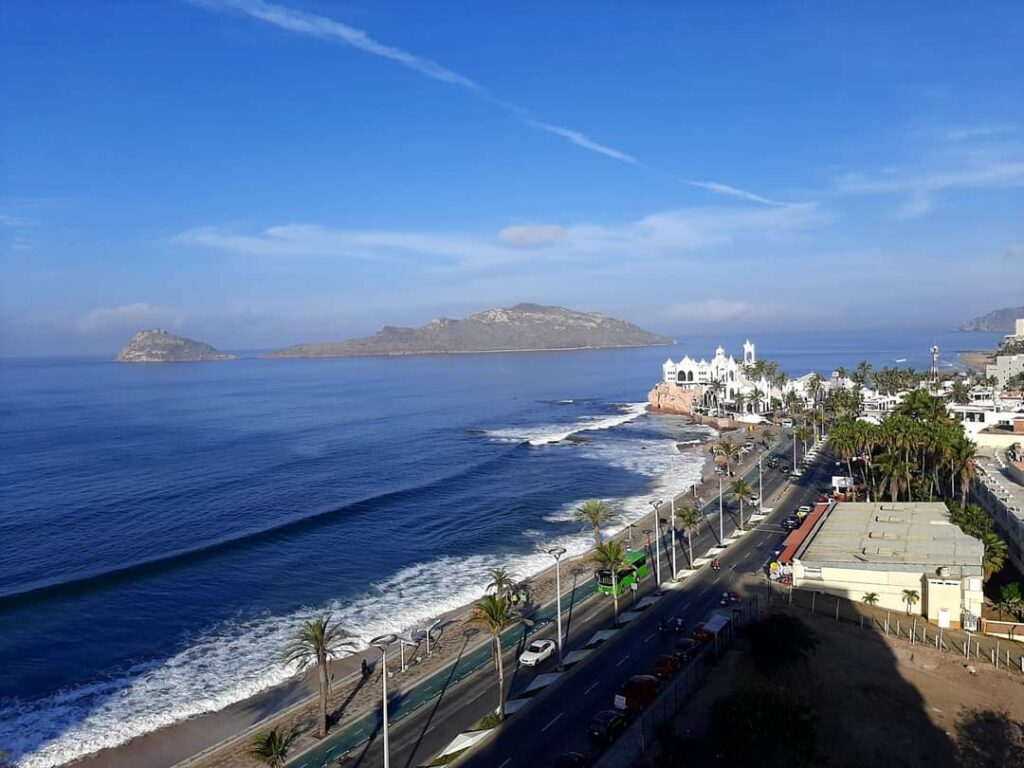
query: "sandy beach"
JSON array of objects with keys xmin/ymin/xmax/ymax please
[{"xmin": 65, "ymin": 419, "xmax": 765, "ymax": 768}]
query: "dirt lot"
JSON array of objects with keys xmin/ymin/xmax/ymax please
[{"xmin": 653, "ymin": 607, "xmax": 1024, "ymax": 768}]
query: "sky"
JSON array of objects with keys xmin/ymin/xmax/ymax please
[{"xmin": 1, "ymin": 0, "xmax": 1023, "ymax": 355}]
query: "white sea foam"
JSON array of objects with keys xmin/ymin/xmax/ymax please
[
  {"xmin": 0, "ymin": 408, "xmax": 712, "ymax": 768},
  {"xmin": 485, "ymin": 402, "xmax": 648, "ymax": 446}
]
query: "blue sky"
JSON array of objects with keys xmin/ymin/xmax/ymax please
[{"xmin": 2, "ymin": 1, "xmax": 1022, "ymax": 355}]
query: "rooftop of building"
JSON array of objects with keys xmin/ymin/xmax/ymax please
[{"xmin": 795, "ymin": 501, "xmax": 983, "ymax": 573}]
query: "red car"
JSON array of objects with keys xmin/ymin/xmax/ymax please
[
  {"xmin": 651, "ymin": 653, "xmax": 681, "ymax": 679},
  {"xmin": 691, "ymin": 622, "xmax": 712, "ymax": 644},
  {"xmin": 614, "ymin": 675, "xmax": 661, "ymax": 713}
]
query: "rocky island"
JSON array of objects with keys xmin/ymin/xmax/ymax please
[
  {"xmin": 116, "ymin": 329, "xmax": 236, "ymax": 363},
  {"xmin": 268, "ymin": 303, "xmax": 672, "ymax": 358}
]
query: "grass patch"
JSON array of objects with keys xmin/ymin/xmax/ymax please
[{"xmin": 477, "ymin": 712, "xmax": 505, "ymax": 729}]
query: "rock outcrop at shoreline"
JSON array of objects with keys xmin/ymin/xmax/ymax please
[
  {"xmin": 647, "ymin": 382, "xmax": 701, "ymax": 414},
  {"xmin": 267, "ymin": 303, "xmax": 673, "ymax": 358},
  {"xmin": 116, "ymin": 329, "xmax": 236, "ymax": 363}
]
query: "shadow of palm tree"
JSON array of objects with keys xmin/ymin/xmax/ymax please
[{"xmin": 954, "ymin": 708, "xmax": 1024, "ymax": 768}]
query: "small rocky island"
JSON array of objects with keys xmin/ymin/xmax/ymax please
[
  {"xmin": 268, "ymin": 303, "xmax": 672, "ymax": 358},
  {"xmin": 116, "ymin": 329, "xmax": 236, "ymax": 363}
]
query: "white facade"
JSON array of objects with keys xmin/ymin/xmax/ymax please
[{"xmin": 662, "ymin": 340, "xmax": 773, "ymax": 413}]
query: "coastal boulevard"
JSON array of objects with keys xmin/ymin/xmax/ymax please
[{"xmin": 294, "ymin": 432, "xmax": 835, "ymax": 768}]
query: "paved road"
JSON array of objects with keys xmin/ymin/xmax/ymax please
[{"xmin": 301, "ymin": 433, "xmax": 837, "ymax": 768}]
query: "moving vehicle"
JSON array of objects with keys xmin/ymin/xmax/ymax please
[
  {"xmin": 614, "ymin": 675, "xmax": 660, "ymax": 713},
  {"xmin": 797, "ymin": 505, "xmax": 812, "ymax": 516},
  {"xmin": 587, "ymin": 710, "xmax": 628, "ymax": 744},
  {"xmin": 782, "ymin": 515, "xmax": 800, "ymax": 531},
  {"xmin": 595, "ymin": 549, "xmax": 650, "ymax": 597},
  {"xmin": 779, "ymin": 464, "xmax": 791, "ymax": 474},
  {"xmin": 518, "ymin": 638, "xmax": 556, "ymax": 667},
  {"xmin": 651, "ymin": 653, "xmax": 681, "ymax": 679}
]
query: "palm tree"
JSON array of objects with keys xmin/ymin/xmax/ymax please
[
  {"xmin": 948, "ymin": 379, "xmax": 971, "ymax": 405},
  {"xmin": 470, "ymin": 594, "xmax": 518, "ymax": 717},
  {"xmin": 675, "ymin": 505, "xmax": 702, "ymax": 567},
  {"xmin": 953, "ymin": 440, "xmax": 979, "ymax": 510},
  {"xmin": 794, "ymin": 426, "xmax": 811, "ymax": 457},
  {"xmin": 982, "ymin": 533, "xmax": 1008, "ymax": 581},
  {"xmin": 248, "ymin": 729, "xmax": 294, "ymax": 768},
  {"xmin": 574, "ymin": 499, "xmax": 616, "ymax": 546},
  {"xmin": 486, "ymin": 567, "xmax": 516, "ymax": 599},
  {"xmin": 854, "ymin": 360, "xmax": 873, "ymax": 387},
  {"xmin": 998, "ymin": 583, "xmax": 1024, "ymax": 621},
  {"xmin": 734, "ymin": 391, "xmax": 747, "ymax": 414},
  {"xmin": 590, "ymin": 541, "xmax": 628, "ymax": 626},
  {"xmin": 862, "ymin": 592, "xmax": 879, "ymax": 606},
  {"xmin": 283, "ymin": 615, "xmax": 353, "ymax": 738},
  {"xmin": 731, "ymin": 477, "xmax": 753, "ymax": 529},
  {"xmin": 902, "ymin": 589, "xmax": 920, "ymax": 615},
  {"xmin": 750, "ymin": 386, "xmax": 766, "ymax": 414},
  {"xmin": 715, "ymin": 441, "xmax": 740, "ymax": 474}
]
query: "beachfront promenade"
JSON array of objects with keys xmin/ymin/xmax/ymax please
[{"xmin": 71, "ymin": 423, "xmax": 797, "ymax": 768}]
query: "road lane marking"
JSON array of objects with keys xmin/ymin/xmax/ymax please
[
  {"xmin": 584, "ymin": 681, "xmax": 599, "ymax": 695},
  {"xmin": 542, "ymin": 713, "xmax": 564, "ymax": 732},
  {"xmin": 643, "ymin": 632, "xmax": 655, "ymax": 643},
  {"xmin": 712, "ymin": 576, "xmax": 720, "ymax": 585},
  {"xmin": 499, "ymin": 759, "xmax": 512, "ymax": 768},
  {"xmin": 616, "ymin": 654, "xmax": 630, "ymax": 667}
]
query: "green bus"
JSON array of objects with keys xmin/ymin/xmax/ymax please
[{"xmin": 595, "ymin": 549, "xmax": 650, "ymax": 597}]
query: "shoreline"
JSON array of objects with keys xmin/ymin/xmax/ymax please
[{"xmin": 62, "ymin": 417, "xmax": 752, "ymax": 768}]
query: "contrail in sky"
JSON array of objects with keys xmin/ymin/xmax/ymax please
[{"xmin": 194, "ymin": 0, "xmax": 784, "ymax": 204}]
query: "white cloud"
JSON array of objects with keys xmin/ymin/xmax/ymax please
[
  {"xmin": 835, "ymin": 158, "xmax": 1024, "ymax": 217},
  {"xmin": 945, "ymin": 125, "xmax": 1016, "ymax": 142},
  {"xmin": 76, "ymin": 303, "xmax": 184, "ymax": 333},
  {"xmin": 498, "ymin": 224, "xmax": 568, "ymax": 247},
  {"xmin": 175, "ymin": 203, "xmax": 827, "ymax": 270}
]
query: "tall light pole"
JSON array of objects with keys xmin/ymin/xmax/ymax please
[
  {"xmin": 758, "ymin": 453, "xmax": 764, "ymax": 513},
  {"xmin": 548, "ymin": 546, "xmax": 567, "ymax": 669},
  {"xmin": 370, "ymin": 633, "xmax": 397, "ymax": 768},
  {"xmin": 718, "ymin": 474, "xmax": 724, "ymax": 543},
  {"xmin": 648, "ymin": 500, "xmax": 662, "ymax": 586},
  {"xmin": 670, "ymin": 493, "xmax": 678, "ymax": 581}
]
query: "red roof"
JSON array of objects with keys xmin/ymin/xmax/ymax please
[{"xmin": 778, "ymin": 502, "xmax": 832, "ymax": 564}]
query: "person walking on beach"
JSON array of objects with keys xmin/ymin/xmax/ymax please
[{"xmin": 361, "ymin": 658, "xmax": 369, "ymax": 677}]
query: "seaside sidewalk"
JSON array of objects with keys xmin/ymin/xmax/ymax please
[{"xmin": 70, "ymin": 421, "xmax": 776, "ymax": 768}]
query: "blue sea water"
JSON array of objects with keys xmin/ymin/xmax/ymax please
[{"xmin": 0, "ymin": 328, "xmax": 999, "ymax": 765}]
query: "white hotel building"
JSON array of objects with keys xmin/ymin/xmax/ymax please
[{"xmin": 662, "ymin": 340, "xmax": 776, "ymax": 415}]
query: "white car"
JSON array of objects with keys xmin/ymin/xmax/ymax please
[{"xmin": 519, "ymin": 638, "xmax": 556, "ymax": 666}]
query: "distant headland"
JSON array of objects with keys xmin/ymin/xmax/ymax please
[
  {"xmin": 265, "ymin": 303, "xmax": 673, "ymax": 359},
  {"xmin": 960, "ymin": 305, "xmax": 1024, "ymax": 333},
  {"xmin": 116, "ymin": 329, "xmax": 236, "ymax": 363}
]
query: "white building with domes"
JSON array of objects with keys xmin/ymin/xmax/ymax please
[{"xmin": 662, "ymin": 340, "xmax": 774, "ymax": 415}]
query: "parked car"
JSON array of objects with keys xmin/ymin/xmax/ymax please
[
  {"xmin": 651, "ymin": 653, "xmax": 681, "ymax": 679},
  {"xmin": 553, "ymin": 753, "xmax": 588, "ymax": 768},
  {"xmin": 614, "ymin": 675, "xmax": 661, "ymax": 713},
  {"xmin": 519, "ymin": 638, "xmax": 556, "ymax": 667},
  {"xmin": 781, "ymin": 419, "xmax": 793, "ymax": 427},
  {"xmin": 749, "ymin": 494, "xmax": 760, "ymax": 506},
  {"xmin": 673, "ymin": 637, "xmax": 698, "ymax": 661},
  {"xmin": 587, "ymin": 710, "xmax": 628, "ymax": 744},
  {"xmin": 782, "ymin": 515, "xmax": 800, "ymax": 531},
  {"xmin": 691, "ymin": 622, "xmax": 713, "ymax": 644},
  {"xmin": 798, "ymin": 505, "xmax": 812, "ymax": 516}
]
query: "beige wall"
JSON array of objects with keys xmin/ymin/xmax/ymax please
[{"xmin": 792, "ymin": 562, "xmax": 983, "ymax": 625}]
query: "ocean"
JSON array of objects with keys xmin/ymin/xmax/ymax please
[{"xmin": 0, "ymin": 328, "xmax": 1000, "ymax": 766}]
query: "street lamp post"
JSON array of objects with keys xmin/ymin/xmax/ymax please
[
  {"xmin": 758, "ymin": 454, "xmax": 764, "ymax": 514},
  {"xmin": 370, "ymin": 633, "xmax": 398, "ymax": 768},
  {"xmin": 718, "ymin": 474, "xmax": 724, "ymax": 543},
  {"xmin": 648, "ymin": 500, "xmax": 662, "ymax": 586},
  {"xmin": 548, "ymin": 546, "xmax": 567, "ymax": 669},
  {"xmin": 670, "ymin": 493, "xmax": 678, "ymax": 581}
]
